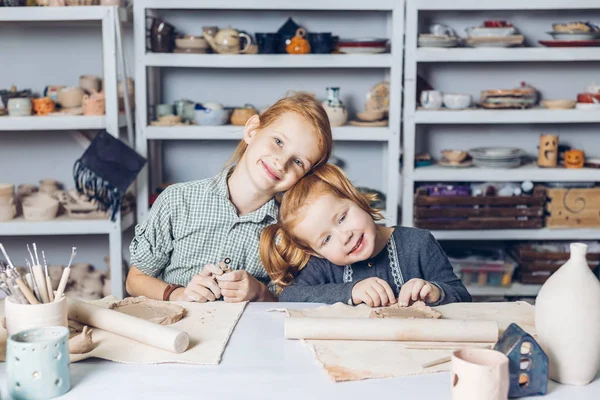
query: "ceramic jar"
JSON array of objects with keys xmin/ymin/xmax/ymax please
[
  {"xmin": 7, "ymin": 98, "xmax": 32, "ymax": 117},
  {"xmin": 535, "ymin": 243, "xmax": 600, "ymax": 385},
  {"xmin": 82, "ymin": 92, "xmax": 106, "ymax": 116},
  {"xmin": 286, "ymin": 28, "xmax": 311, "ymax": 54},
  {"xmin": 451, "ymin": 348, "xmax": 510, "ymax": 400},
  {"xmin": 57, "ymin": 87, "xmax": 84, "ymax": 109},
  {"xmin": 322, "ymin": 87, "xmax": 348, "ymax": 127}
]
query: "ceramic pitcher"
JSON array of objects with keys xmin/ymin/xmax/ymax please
[{"xmin": 535, "ymin": 242, "xmax": 600, "ymax": 385}]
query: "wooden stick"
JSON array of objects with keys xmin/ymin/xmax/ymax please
[
  {"xmin": 15, "ymin": 277, "xmax": 39, "ymax": 305},
  {"xmin": 42, "ymin": 251, "xmax": 54, "ymax": 302},
  {"xmin": 422, "ymin": 356, "xmax": 452, "ymax": 369},
  {"xmin": 54, "ymin": 247, "xmax": 76, "ymax": 302},
  {"xmin": 32, "ymin": 264, "xmax": 50, "ymax": 303}
]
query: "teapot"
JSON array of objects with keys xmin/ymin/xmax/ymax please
[
  {"xmin": 286, "ymin": 28, "xmax": 311, "ymax": 54},
  {"xmin": 203, "ymin": 27, "xmax": 252, "ymax": 54}
]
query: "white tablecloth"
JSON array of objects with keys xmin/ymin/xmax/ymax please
[{"xmin": 1, "ymin": 302, "xmax": 598, "ymax": 399}]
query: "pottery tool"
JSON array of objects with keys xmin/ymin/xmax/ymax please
[
  {"xmin": 54, "ymin": 247, "xmax": 77, "ymax": 302},
  {"xmin": 30, "ymin": 244, "xmax": 50, "ymax": 303},
  {"xmin": 42, "ymin": 251, "xmax": 54, "ymax": 302},
  {"xmin": 285, "ymin": 318, "xmax": 499, "ymax": 343},
  {"xmin": 422, "ymin": 355, "xmax": 452, "ymax": 369},
  {"xmin": 26, "ymin": 260, "xmax": 43, "ymax": 303},
  {"xmin": 2, "ymin": 261, "xmax": 39, "ymax": 305},
  {"xmin": 25, "ymin": 271, "xmax": 41, "ymax": 303},
  {"xmin": 67, "ymin": 298, "xmax": 190, "ymax": 354},
  {"xmin": 404, "ymin": 342, "xmax": 493, "ymax": 350}
]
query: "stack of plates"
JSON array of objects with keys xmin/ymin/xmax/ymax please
[
  {"xmin": 469, "ymin": 147, "xmax": 525, "ymax": 169},
  {"xmin": 480, "ymin": 87, "xmax": 538, "ymax": 109},
  {"xmin": 418, "ymin": 34, "xmax": 459, "ymax": 48}
]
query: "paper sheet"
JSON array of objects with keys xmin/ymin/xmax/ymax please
[
  {"xmin": 0, "ymin": 296, "xmax": 247, "ymax": 365},
  {"xmin": 276, "ymin": 301, "xmax": 535, "ymax": 382}
]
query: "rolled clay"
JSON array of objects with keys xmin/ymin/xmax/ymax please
[
  {"xmin": 285, "ymin": 317, "xmax": 498, "ymax": 343},
  {"xmin": 67, "ymin": 298, "xmax": 189, "ymax": 354}
]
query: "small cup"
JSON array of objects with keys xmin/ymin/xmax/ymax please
[
  {"xmin": 4, "ymin": 295, "xmax": 68, "ymax": 336},
  {"xmin": 7, "ymin": 326, "xmax": 71, "ymax": 400},
  {"xmin": 255, "ymin": 33, "xmax": 280, "ymax": 54},
  {"xmin": 451, "ymin": 348, "xmax": 509, "ymax": 400},
  {"xmin": 7, "ymin": 98, "xmax": 32, "ymax": 117},
  {"xmin": 308, "ymin": 32, "xmax": 333, "ymax": 54}
]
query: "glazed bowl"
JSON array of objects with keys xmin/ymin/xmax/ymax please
[
  {"xmin": 194, "ymin": 108, "xmax": 231, "ymax": 126},
  {"xmin": 441, "ymin": 150, "xmax": 468, "ymax": 163},
  {"xmin": 443, "ymin": 93, "xmax": 471, "ymax": 109},
  {"xmin": 175, "ymin": 35, "xmax": 209, "ymax": 50},
  {"xmin": 22, "ymin": 193, "xmax": 59, "ymax": 222}
]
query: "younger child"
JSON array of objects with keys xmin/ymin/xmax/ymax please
[
  {"xmin": 260, "ymin": 164, "xmax": 471, "ymax": 306},
  {"xmin": 126, "ymin": 93, "xmax": 332, "ymax": 303}
]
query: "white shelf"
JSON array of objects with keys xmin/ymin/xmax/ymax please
[
  {"xmin": 416, "ymin": 48, "xmax": 600, "ymax": 63},
  {"xmin": 0, "ymin": 115, "xmax": 128, "ymax": 131},
  {"xmin": 139, "ymin": 0, "xmax": 396, "ymax": 10},
  {"xmin": 414, "ymin": 109, "xmax": 600, "ymax": 124},
  {"xmin": 413, "ymin": 164, "xmax": 600, "ymax": 182},
  {"xmin": 143, "ymin": 53, "xmax": 392, "ymax": 69},
  {"xmin": 145, "ymin": 125, "xmax": 392, "ymax": 141},
  {"xmin": 431, "ymin": 228, "xmax": 600, "ymax": 241},
  {"xmin": 467, "ymin": 283, "xmax": 542, "ymax": 297},
  {"xmin": 0, "ymin": 213, "xmax": 134, "ymax": 237},
  {"xmin": 0, "ymin": 5, "xmax": 111, "ymax": 21},
  {"xmin": 414, "ymin": 0, "xmax": 600, "ymax": 11}
]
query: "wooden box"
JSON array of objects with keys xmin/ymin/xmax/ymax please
[
  {"xmin": 414, "ymin": 187, "xmax": 546, "ymax": 230},
  {"xmin": 546, "ymin": 187, "xmax": 600, "ymax": 228}
]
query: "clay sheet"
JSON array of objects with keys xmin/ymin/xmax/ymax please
[
  {"xmin": 277, "ymin": 301, "xmax": 535, "ymax": 382},
  {"xmin": 0, "ymin": 296, "xmax": 247, "ymax": 365}
]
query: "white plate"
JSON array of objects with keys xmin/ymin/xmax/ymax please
[
  {"xmin": 575, "ymin": 102, "xmax": 600, "ymax": 110},
  {"xmin": 338, "ymin": 47, "xmax": 387, "ymax": 54},
  {"xmin": 469, "ymin": 147, "xmax": 525, "ymax": 159},
  {"xmin": 467, "ymin": 27, "xmax": 516, "ymax": 37},
  {"xmin": 547, "ymin": 31, "xmax": 600, "ymax": 40},
  {"xmin": 467, "ymin": 42, "xmax": 521, "ymax": 48}
]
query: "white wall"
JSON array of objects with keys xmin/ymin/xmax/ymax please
[{"xmin": 1, "ymin": 6, "xmax": 599, "ymax": 275}]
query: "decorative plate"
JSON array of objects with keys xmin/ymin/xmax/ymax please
[{"xmin": 539, "ymin": 39, "xmax": 600, "ymax": 47}]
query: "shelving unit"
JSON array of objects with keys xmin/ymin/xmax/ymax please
[
  {"xmin": 403, "ymin": 0, "xmax": 600, "ymax": 297},
  {"xmin": 134, "ymin": 0, "xmax": 404, "ymax": 225},
  {"xmin": 0, "ymin": 6, "xmax": 131, "ymax": 299}
]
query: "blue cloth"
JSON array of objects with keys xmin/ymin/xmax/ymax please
[{"xmin": 279, "ymin": 226, "xmax": 471, "ymax": 305}]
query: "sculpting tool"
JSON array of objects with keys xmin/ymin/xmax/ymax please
[
  {"xmin": 54, "ymin": 247, "xmax": 77, "ymax": 302},
  {"xmin": 422, "ymin": 355, "xmax": 452, "ymax": 369},
  {"xmin": 42, "ymin": 251, "xmax": 54, "ymax": 301},
  {"xmin": 26, "ymin": 259, "xmax": 43, "ymax": 302},
  {"xmin": 32, "ymin": 262, "xmax": 50, "ymax": 303}
]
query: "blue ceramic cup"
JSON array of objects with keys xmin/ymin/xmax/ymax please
[
  {"xmin": 308, "ymin": 32, "xmax": 333, "ymax": 54},
  {"xmin": 255, "ymin": 33, "xmax": 279, "ymax": 54},
  {"xmin": 7, "ymin": 326, "xmax": 71, "ymax": 400}
]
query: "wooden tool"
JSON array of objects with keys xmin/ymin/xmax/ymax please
[
  {"xmin": 42, "ymin": 251, "xmax": 54, "ymax": 302},
  {"xmin": 54, "ymin": 247, "xmax": 76, "ymax": 302},
  {"xmin": 422, "ymin": 355, "xmax": 452, "ymax": 369},
  {"xmin": 285, "ymin": 318, "xmax": 499, "ymax": 343},
  {"xmin": 32, "ymin": 264, "xmax": 50, "ymax": 304},
  {"xmin": 15, "ymin": 277, "xmax": 39, "ymax": 305},
  {"xmin": 67, "ymin": 298, "xmax": 190, "ymax": 354}
]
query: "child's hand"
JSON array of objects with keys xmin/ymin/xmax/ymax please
[
  {"xmin": 216, "ymin": 270, "xmax": 264, "ymax": 302},
  {"xmin": 174, "ymin": 264, "xmax": 223, "ymax": 302},
  {"xmin": 351, "ymin": 277, "xmax": 396, "ymax": 307},
  {"xmin": 398, "ymin": 278, "xmax": 440, "ymax": 306}
]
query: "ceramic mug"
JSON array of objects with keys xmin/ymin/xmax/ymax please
[
  {"xmin": 308, "ymin": 32, "xmax": 333, "ymax": 54},
  {"xmin": 451, "ymin": 348, "xmax": 510, "ymax": 400},
  {"xmin": 4, "ymin": 295, "xmax": 68, "ymax": 336},
  {"xmin": 420, "ymin": 90, "xmax": 443, "ymax": 109},
  {"xmin": 255, "ymin": 33, "xmax": 279, "ymax": 54},
  {"xmin": 7, "ymin": 326, "xmax": 71, "ymax": 400}
]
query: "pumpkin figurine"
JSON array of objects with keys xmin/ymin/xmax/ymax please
[
  {"xmin": 564, "ymin": 150, "xmax": 585, "ymax": 169},
  {"xmin": 286, "ymin": 28, "xmax": 311, "ymax": 55},
  {"xmin": 32, "ymin": 97, "xmax": 56, "ymax": 116}
]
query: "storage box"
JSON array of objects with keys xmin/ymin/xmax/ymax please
[
  {"xmin": 546, "ymin": 187, "xmax": 600, "ymax": 228},
  {"xmin": 454, "ymin": 262, "xmax": 516, "ymax": 287},
  {"xmin": 414, "ymin": 186, "xmax": 546, "ymax": 230}
]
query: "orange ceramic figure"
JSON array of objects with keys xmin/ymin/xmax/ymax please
[
  {"xmin": 286, "ymin": 28, "xmax": 311, "ymax": 54},
  {"xmin": 564, "ymin": 150, "xmax": 585, "ymax": 168},
  {"xmin": 32, "ymin": 97, "xmax": 56, "ymax": 116}
]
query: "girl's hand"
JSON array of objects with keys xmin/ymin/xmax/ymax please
[
  {"xmin": 398, "ymin": 278, "xmax": 440, "ymax": 306},
  {"xmin": 172, "ymin": 264, "xmax": 224, "ymax": 302},
  {"xmin": 216, "ymin": 270, "xmax": 264, "ymax": 302},
  {"xmin": 351, "ymin": 277, "xmax": 396, "ymax": 307}
]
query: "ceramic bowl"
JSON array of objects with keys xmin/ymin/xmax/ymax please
[
  {"xmin": 441, "ymin": 149, "xmax": 468, "ymax": 163},
  {"xmin": 466, "ymin": 27, "xmax": 516, "ymax": 37},
  {"xmin": 443, "ymin": 93, "xmax": 471, "ymax": 109},
  {"xmin": 175, "ymin": 36, "xmax": 209, "ymax": 50},
  {"xmin": 7, "ymin": 98, "xmax": 32, "ymax": 117},
  {"xmin": 542, "ymin": 99, "xmax": 577, "ymax": 109},
  {"xmin": 356, "ymin": 110, "xmax": 385, "ymax": 121},
  {"xmin": 194, "ymin": 108, "xmax": 231, "ymax": 126},
  {"xmin": 22, "ymin": 193, "xmax": 59, "ymax": 221},
  {"xmin": 58, "ymin": 87, "xmax": 84, "ymax": 109}
]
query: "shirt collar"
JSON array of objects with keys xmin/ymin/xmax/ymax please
[{"xmin": 209, "ymin": 165, "xmax": 278, "ymax": 223}]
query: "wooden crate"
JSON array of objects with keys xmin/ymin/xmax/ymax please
[
  {"xmin": 546, "ymin": 187, "xmax": 600, "ymax": 228},
  {"xmin": 414, "ymin": 187, "xmax": 546, "ymax": 230}
]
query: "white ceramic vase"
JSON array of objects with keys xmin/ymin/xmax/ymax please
[
  {"xmin": 322, "ymin": 87, "xmax": 348, "ymax": 127},
  {"xmin": 535, "ymin": 242, "xmax": 600, "ymax": 385}
]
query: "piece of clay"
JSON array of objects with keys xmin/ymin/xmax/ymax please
[
  {"xmin": 369, "ymin": 300, "xmax": 442, "ymax": 319},
  {"xmin": 108, "ymin": 296, "xmax": 186, "ymax": 325},
  {"xmin": 69, "ymin": 326, "xmax": 95, "ymax": 354}
]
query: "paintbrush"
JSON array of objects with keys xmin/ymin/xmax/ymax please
[
  {"xmin": 54, "ymin": 247, "xmax": 77, "ymax": 302},
  {"xmin": 42, "ymin": 251, "xmax": 54, "ymax": 302},
  {"xmin": 31, "ymin": 244, "xmax": 50, "ymax": 303}
]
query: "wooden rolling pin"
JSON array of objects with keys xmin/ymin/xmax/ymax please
[
  {"xmin": 285, "ymin": 318, "xmax": 498, "ymax": 343},
  {"xmin": 67, "ymin": 298, "xmax": 189, "ymax": 354}
]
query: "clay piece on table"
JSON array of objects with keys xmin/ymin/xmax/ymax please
[
  {"xmin": 69, "ymin": 325, "xmax": 95, "ymax": 354},
  {"xmin": 369, "ymin": 300, "xmax": 442, "ymax": 319},
  {"xmin": 108, "ymin": 296, "xmax": 186, "ymax": 325}
]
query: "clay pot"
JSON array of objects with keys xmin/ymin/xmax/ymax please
[
  {"xmin": 32, "ymin": 97, "xmax": 56, "ymax": 116},
  {"xmin": 7, "ymin": 98, "xmax": 32, "ymax": 117},
  {"xmin": 536, "ymin": 243, "xmax": 600, "ymax": 385},
  {"xmin": 451, "ymin": 348, "xmax": 510, "ymax": 400},
  {"xmin": 58, "ymin": 87, "xmax": 84, "ymax": 109},
  {"xmin": 82, "ymin": 93, "xmax": 106, "ymax": 116},
  {"xmin": 0, "ymin": 198, "xmax": 16, "ymax": 222},
  {"xmin": 286, "ymin": 28, "xmax": 311, "ymax": 54},
  {"xmin": 22, "ymin": 193, "xmax": 60, "ymax": 221},
  {"xmin": 39, "ymin": 179, "xmax": 59, "ymax": 194},
  {"xmin": 0, "ymin": 183, "xmax": 14, "ymax": 199},
  {"xmin": 442, "ymin": 150, "xmax": 468, "ymax": 163},
  {"xmin": 230, "ymin": 105, "xmax": 258, "ymax": 126},
  {"xmin": 4, "ymin": 296, "xmax": 68, "ymax": 336},
  {"xmin": 564, "ymin": 150, "xmax": 585, "ymax": 168}
]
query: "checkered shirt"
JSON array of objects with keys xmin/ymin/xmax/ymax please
[{"xmin": 129, "ymin": 167, "xmax": 279, "ymax": 294}]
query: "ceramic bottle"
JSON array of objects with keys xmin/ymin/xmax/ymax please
[
  {"xmin": 535, "ymin": 242, "xmax": 600, "ymax": 385},
  {"xmin": 322, "ymin": 87, "xmax": 348, "ymax": 127}
]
